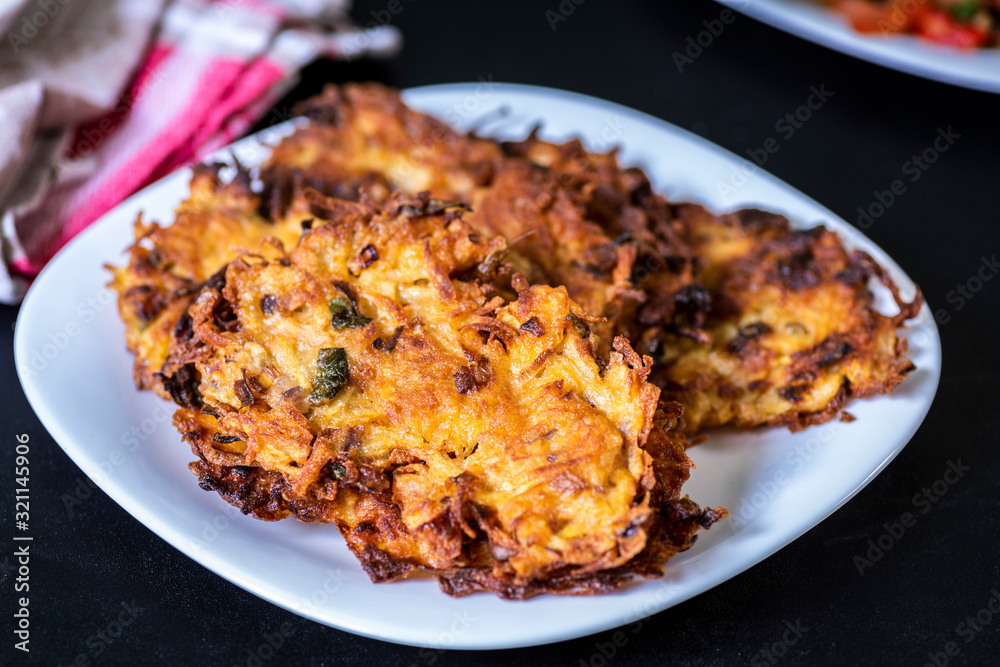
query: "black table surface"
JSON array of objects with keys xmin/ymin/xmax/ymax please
[{"xmin": 4, "ymin": 1, "xmax": 999, "ymax": 664}]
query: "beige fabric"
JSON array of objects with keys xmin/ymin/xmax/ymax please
[
  {"xmin": 0, "ymin": 0, "xmax": 402, "ymax": 303},
  {"xmin": 0, "ymin": 0, "xmax": 167, "ymax": 129},
  {"xmin": 0, "ymin": 79, "xmax": 42, "ymax": 202}
]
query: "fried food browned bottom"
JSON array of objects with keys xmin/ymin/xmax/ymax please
[
  {"xmin": 119, "ymin": 186, "xmax": 723, "ymax": 598},
  {"xmin": 263, "ymin": 82, "xmax": 922, "ymax": 433}
]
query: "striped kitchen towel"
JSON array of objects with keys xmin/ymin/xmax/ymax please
[{"xmin": 0, "ymin": 0, "xmax": 401, "ymax": 302}]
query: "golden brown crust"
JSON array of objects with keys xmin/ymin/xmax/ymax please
[
  {"xmin": 107, "ymin": 164, "xmax": 311, "ymax": 392},
  {"xmin": 117, "ymin": 189, "xmax": 722, "ymax": 597},
  {"xmin": 436, "ymin": 404, "xmax": 725, "ymax": 599},
  {"xmin": 267, "ymin": 84, "xmax": 700, "ymax": 356},
  {"xmin": 654, "ymin": 205, "xmax": 922, "ymax": 433},
  {"xmin": 105, "ymin": 81, "xmax": 924, "ymax": 597},
  {"xmin": 263, "ymin": 83, "xmax": 921, "ymax": 434}
]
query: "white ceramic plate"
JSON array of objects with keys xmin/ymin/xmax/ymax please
[
  {"xmin": 14, "ymin": 83, "xmax": 940, "ymax": 649},
  {"xmin": 717, "ymin": 0, "xmax": 1000, "ymax": 93}
]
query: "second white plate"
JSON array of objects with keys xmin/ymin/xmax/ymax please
[{"xmin": 717, "ymin": 0, "xmax": 1000, "ymax": 94}]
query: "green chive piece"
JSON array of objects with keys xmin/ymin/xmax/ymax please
[
  {"xmin": 311, "ymin": 347, "xmax": 349, "ymax": 402},
  {"xmin": 328, "ymin": 297, "xmax": 372, "ymax": 330}
]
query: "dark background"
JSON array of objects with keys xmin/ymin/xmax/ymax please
[{"xmin": 4, "ymin": 0, "xmax": 999, "ymax": 664}]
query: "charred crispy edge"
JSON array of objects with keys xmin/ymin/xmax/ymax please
[
  {"xmin": 654, "ymin": 497, "xmax": 727, "ymax": 554},
  {"xmin": 661, "ymin": 213, "xmax": 924, "ymax": 434},
  {"xmin": 436, "ymin": 405, "xmax": 725, "ymax": 599},
  {"xmin": 770, "ymin": 387, "xmax": 849, "ymax": 434},
  {"xmin": 354, "ymin": 542, "xmax": 419, "ymax": 583},
  {"xmin": 179, "ymin": 409, "xmax": 725, "ymax": 600},
  {"xmin": 178, "ymin": 407, "xmax": 360, "ymax": 523},
  {"xmin": 436, "ymin": 497, "xmax": 726, "ymax": 599},
  {"xmin": 190, "ymin": 161, "xmax": 257, "ymax": 203},
  {"xmin": 763, "ymin": 244, "xmax": 923, "ymax": 433},
  {"xmin": 191, "ymin": 161, "xmax": 229, "ymax": 187},
  {"xmin": 174, "ymin": 407, "xmax": 291, "ymax": 520},
  {"xmin": 438, "ymin": 565, "xmax": 634, "ymax": 599},
  {"xmin": 852, "ymin": 248, "xmax": 924, "ymax": 326},
  {"xmin": 156, "ymin": 364, "xmax": 203, "ymax": 409},
  {"xmin": 190, "ymin": 459, "xmax": 292, "ymax": 521}
]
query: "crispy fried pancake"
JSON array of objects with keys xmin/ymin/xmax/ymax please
[
  {"xmin": 113, "ymin": 83, "xmax": 921, "ymax": 436},
  {"xmin": 141, "ymin": 191, "xmax": 721, "ymax": 597},
  {"xmin": 106, "ymin": 81, "xmax": 922, "ymax": 595},
  {"xmin": 264, "ymin": 83, "xmax": 921, "ymax": 432},
  {"xmin": 653, "ymin": 206, "xmax": 922, "ymax": 433},
  {"xmin": 107, "ymin": 164, "xmax": 310, "ymax": 392},
  {"xmin": 266, "ymin": 83, "xmax": 699, "ymax": 356}
]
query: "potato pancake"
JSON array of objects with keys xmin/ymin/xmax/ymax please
[
  {"xmin": 107, "ymin": 164, "xmax": 309, "ymax": 392},
  {"xmin": 652, "ymin": 205, "xmax": 921, "ymax": 433},
  {"xmin": 266, "ymin": 83, "xmax": 700, "ymax": 357},
  {"xmin": 116, "ymin": 185, "xmax": 723, "ymax": 598},
  {"xmin": 106, "ymin": 81, "xmax": 922, "ymax": 595}
]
